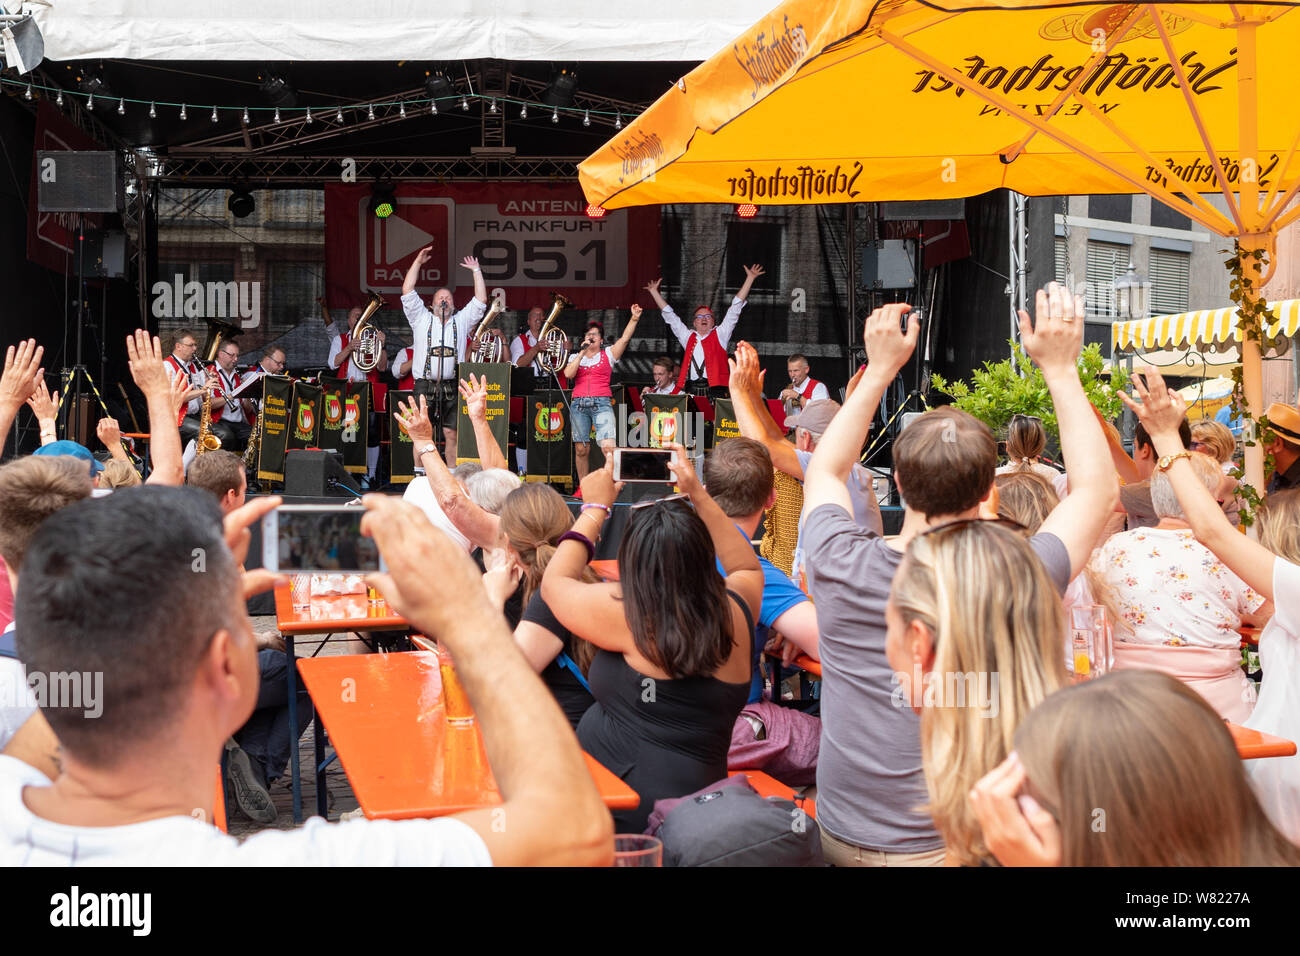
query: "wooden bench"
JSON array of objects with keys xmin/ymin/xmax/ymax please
[{"xmin": 728, "ymin": 769, "xmax": 816, "ymax": 819}]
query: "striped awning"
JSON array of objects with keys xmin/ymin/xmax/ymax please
[{"xmin": 1113, "ymin": 300, "xmax": 1300, "ymax": 352}]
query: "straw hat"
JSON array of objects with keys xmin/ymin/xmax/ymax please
[{"xmin": 1266, "ymin": 403, "xmax": 1300, "ymax": 444}]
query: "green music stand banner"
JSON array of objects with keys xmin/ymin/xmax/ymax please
[{"xmin": 455, "ymin": 361, "xmax": 511, "ymax": 465}]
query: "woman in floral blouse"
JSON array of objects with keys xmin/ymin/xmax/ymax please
[{"xmin": 1089, "ymin": 451, "xmax": 1272, "ymax": 722}]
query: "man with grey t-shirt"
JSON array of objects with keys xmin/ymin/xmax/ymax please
[{"xmin": 801, "ymin": 287, "xmax": 1118, "ymax": 865}]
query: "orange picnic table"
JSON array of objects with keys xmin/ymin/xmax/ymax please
[
  {"xmin": 1227, "ymin": 722, "xmax": 1298, "ymax": 760},
  {"xmin": 297, "ymin": 651, "xmax": 639, "ymax": 819},
  {"xmin": 274, "ymin": 582, "xmax": 410, "ymax": 823}
]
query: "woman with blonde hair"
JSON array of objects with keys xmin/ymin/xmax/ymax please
[
  {"xmin": 995, "ymin": 414, "xmax": 1059, "ymax": 480},
  {"xmin": 886, "ymin": 519, "xmax": 1067, "ymax": 865},
  {"xmin": 500, "ymin": 482, "xmax": 600, "ymax": 728},
  {"xmin": 994, "ymin": 471, "xmax": 1058, "ymax": 533},
  {"xmin": 1191, "ymin": 418, "xmax": 1238, "ymax": 472},
  {"xmin": 970, "ymin": 670, "xmax": 1300, "ymax": 865},
  {"xmin": 98, "ymin": 458, "xmax": 141, "ymax": 490}
]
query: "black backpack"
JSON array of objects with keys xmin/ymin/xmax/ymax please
[{"xmin": 649, "ymin": 776, "xmax": 824, "ymax": 867}]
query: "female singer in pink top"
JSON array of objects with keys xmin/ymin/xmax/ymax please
[{"xmin": 564, "ymin": 304, "xmax": 641, "ymax": 481}]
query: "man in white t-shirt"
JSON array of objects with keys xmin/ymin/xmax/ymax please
[{"xmin": 0, "ymin": 486, "xmax": 613, "ymax": 866}]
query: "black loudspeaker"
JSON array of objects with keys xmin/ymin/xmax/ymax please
[
  {"xmin": 879, "ymin": 199, "xmax": 967, "ymax": 221},
  {"xmin": 36, "ymin": 151, "xmax": 121, "ymax": 212},
  {"xmin": 284, "ymin": 449, "xmax": 360, "ymax": 497}
]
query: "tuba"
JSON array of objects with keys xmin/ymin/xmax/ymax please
[
  {"xmin": 351, "ymin": 291, "xmax": 386, "ymax": 373},
  {"xmin": 536, "ymin": 292, "xmax": 572, "ymax": 373},
  {"xmin": 470, "ymin": 295, "xmax": 507, "ymax": 363}
]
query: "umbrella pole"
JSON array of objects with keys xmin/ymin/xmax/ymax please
[{"xmin": 1239, "ymin": 240, "xmax": 1266, "ymax": 496}]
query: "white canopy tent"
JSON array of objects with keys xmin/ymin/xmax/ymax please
[{"xmin": 25, "ymin": 1, "xmax": 775, "ymax": 62}]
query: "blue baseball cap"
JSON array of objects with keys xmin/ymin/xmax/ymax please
[{"xmin": 33, "ymin": 440, "xmax": 104, "ymax": 475}]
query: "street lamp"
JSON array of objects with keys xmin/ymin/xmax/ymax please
[{"xmin": 1113, "ymin": 260, "xmax": 1148, "ymax": 321}]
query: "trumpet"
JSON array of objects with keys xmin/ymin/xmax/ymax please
[
  {"xmin": 470, "ymin": 295, "xmax": 507, "ymax": 363},
  {"xmin": 536, "ymin": 292, "xmax": 573, "ymax": 373},
  {"xmin": 352, "ymin": 291, "xmax": 386, "ymax": 373}
]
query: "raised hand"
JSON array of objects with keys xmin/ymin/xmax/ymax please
[
  {"xmin": 0, "ymin": 339, "xmax": 44, "ymax": 412},
  {"xmin": 1118, "ymin": 365, "xmax": 1188, "ymax": 442},
  {"xmin": 458, "ymin": 373, "xmax": 489, "ymax": 423},
  {"xmin": 414, "ymin": 245, "xmax": 434, "ymax": 266},
  {"xmin": 25, "ymin": 376, "xmax": 59, "ymax": 424},
  {"xmin": 968, "ymin": 753, "xmax": 1062, "ymax": 867},
  {"xmin": 863, "ymin": 304, "xmax": 920, "ymax": 380},
  {"xmin": 727, "ymin": 341, "xmax": 766, "ymax": 399},
  {"xmin": 579, "ymin": 457, "xmax": 620, "ymax": 508},
  {"xmin": 643, "ymin": 277, "xmax": 662, "ymax": 295},
  {"xmin": 629, "ymin": 303, "xmax": 642, "ymax": 322},
  {"xmin": 396, "ymin": 394, "xmax": 435, "ymax": 444},
  {"xmin": 743, "ymin": 263, "xmax": 765, "ymax": 281},
  {"xmin": 1018, "ymin": 282, "xmax": 1085, "ymax": 378},
  {"xmin": 126, "ymin": 329, "xmax": 173, "ymax": 396},
  {"xmin": 97, "ymin": 416, "xmax": 122, "ymax": 449},
  {"xmin": 663, "ymin": 441, "xmax": 703, "ymax": 499},
  {"xmin": 460, "ymin": 255, "xmax": 480, "ymax": 272}
]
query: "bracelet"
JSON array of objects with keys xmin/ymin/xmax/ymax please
[
  {"xmin": 580, "ymin": 503, "xmax": 611, "ymax": 516},
  {"xmin": 557, "ymin": 530, "xmax": 595, "ymax": 562}
]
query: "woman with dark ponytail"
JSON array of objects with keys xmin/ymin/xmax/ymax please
[{"xmin": 996, "ymin": 414, "xmax": 1060, "ymax": 480}]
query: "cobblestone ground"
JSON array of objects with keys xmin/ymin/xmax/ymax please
[{"xmin": 225, "ymin": 617, "xmax": 369, "ymax": 839}]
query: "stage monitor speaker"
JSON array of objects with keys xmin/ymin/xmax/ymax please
[
  {"xmin": 36, "ymin": 151, "xmax": 121, "ymax": 212},
  {"xmin": 284, "ymin": 449, "xmax": 360, "ymax": 498},
  {"xmin": 862, "ymin": 239, "xmax": 917, "ymax": 289},
  {"xmin": 880, "ymin": 199, "xmax": 967, "ymax": 221}
]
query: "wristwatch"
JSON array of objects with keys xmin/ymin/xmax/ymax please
[
  {"xmin": 416, "ymin": 443, "xmax": 437, "ymax": 458},
  {"xmin": 1156, "ymin": 450, "xmax": 1192, "ymax": 473}
]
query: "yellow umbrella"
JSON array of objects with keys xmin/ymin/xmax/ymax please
[
  {"xmin": 1178, "ymin": 374, "xmax": 1237, "ymax": 417},
  {"xmin": 580, "ymin": 1, "xmax": 1300, "ymax": 490}
]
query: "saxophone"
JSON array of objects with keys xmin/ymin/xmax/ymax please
[
  {"xmin": 197, "ymin": 379, "xmax": 221, "ymax": 455},
  {"xmin": 243, "ymin": 408, "xmax": 261, "ymax": 470}
]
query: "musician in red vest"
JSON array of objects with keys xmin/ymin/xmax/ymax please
[
  {"xmin": 328, "ymin": 305, "xmax": 390, "ymax": 483},
  {"xmin": 163, "ymin": 328, "xmax": 212, "ymax": 449},
  {"xmin": 644, "ymin": 263, "xmax": 764, "ymax": 400},
  {"xmin": 779, "ymin": 353, "xmax": 830, "ymax": 414},
  {"xmin": 563, "ymin": 306, "xmax": 642, "ymax": 481}
]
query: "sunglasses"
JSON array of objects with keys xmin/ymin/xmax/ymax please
[
  {"xmin": 630, "ymin": 492, "xmax": 691, "ymax": 510},
  {"xmin": 916, "ymin": 516, "xmax": 1026, "ymax": 541}
]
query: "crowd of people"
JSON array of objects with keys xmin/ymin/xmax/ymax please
[{"xmin": 1, "ymin": 276, "xmax": 1299, "ymax": 867}]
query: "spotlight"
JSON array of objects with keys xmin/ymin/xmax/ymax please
[
  {"xmin": 258, "ymin": 70, "xmax": 297, "ymax": 108},
  {"xmin": 424, "ymin": 70, "xmax": 453, "ymax": 104},
  {"xmin": 585, "ymin": 204, "xmax": 606, "ymax": 219},
  {"xmin": 228, "ymin": 188, "xmax": 255, "ymax": 219},
  {"xmin": 736, "ymin": 203, "xmax": 758, "ymax": 218},
  {"xmin": 369, "ymin": 182, "xmax": 397, "ymax": 220},
  {"xmin": 542, "ymin": 68, "xmax": 578, "ymax": 107}
]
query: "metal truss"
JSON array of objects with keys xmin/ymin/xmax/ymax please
[{"xmin": 151, "ymin": 153, "xmax": 587, "ymax": 184}]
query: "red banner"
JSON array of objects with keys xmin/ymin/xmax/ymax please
[
  {"xmin": 323, "ymin": 182, "xmax": 659, "ymax": 310},
  {"xmin": 26, "ymin": 101, "xmax": 105, "ymax": 274}
]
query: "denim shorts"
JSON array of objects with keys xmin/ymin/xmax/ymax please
[{"xmin": 571, "ymin": 396, "xmax": 616, "ymax": 443}]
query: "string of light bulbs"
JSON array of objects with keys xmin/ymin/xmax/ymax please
[{"xmin": 2, "ymin": 76, "xmax": 629, "ymax": 129}]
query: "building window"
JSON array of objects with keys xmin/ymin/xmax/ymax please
[
  {"xmin": 1085, "ymin": 239, "xmax": 1130, "ymax": 321},
  {"xmin": 1151, "ymin": 201, "xmax": 1192, "ymax": 231},
  {"xmin": 1088, "ymin": 195, "xmax": 1132, "ymax": 223},
  {"xmin": 1149, "ymin": 248, "xmax": 1191, "ymax": 317},
  {"xmin": 1054, "ymin": 236, "xmax": 1068, "ymax": 286}
]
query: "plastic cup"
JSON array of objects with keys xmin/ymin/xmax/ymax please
[
  {"xmin": 612, "ymin": 834, "xmax": 663, "ymax": 867},
  {"xmin": 435, "ymin": 640, "xmax": 475, "ymax": 726},
  {"xmin": 291, "ymin": 573, "xmax": 312, "ymax": 612}
]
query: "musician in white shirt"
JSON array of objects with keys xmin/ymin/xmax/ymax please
[
  {"xmin": 210, "ymin": 342, "xmax": 254, "ymax": 449},
  {"xmin": 327, "ymin": 307, "xmax": 389, "ymax": 384},
  {"xmin": 780, "ymin": 354, "xmax": 830, "ymax": 412},
  {"xmin": 401, "ymin": 245, "xmax": 488, "ymax": 468},
  {"xmin": 163, "ymin": 329, "xmax": 213, "ymax": 448}
]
